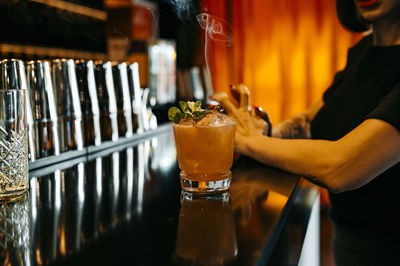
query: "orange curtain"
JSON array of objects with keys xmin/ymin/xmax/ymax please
[{"xmin": 202, "ymin": 0, "xmax": 361, "ymax": 123}]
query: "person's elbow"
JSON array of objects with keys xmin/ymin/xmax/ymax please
[
  {"xmin": 319, "ymin": 153, "xmax": 369, "ymax": 193},
  {"xmin": 323, "ymin": 174, "xmax": 349, "ymax": 193},
  {"xmin": 312, "ymin": 151, "xmax": 362, "ymax": 193}
]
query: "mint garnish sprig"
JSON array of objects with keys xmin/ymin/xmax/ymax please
[{"xmin": 168, "ymin": 101, "xmax": 209, "ymax": 124}]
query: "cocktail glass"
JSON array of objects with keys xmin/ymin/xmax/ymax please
[
  {"xmin": 0, "ymin": 59, "xmax": 29, "ymax": 200},
  {"xmin": 173, "ymin": 120, "xmax": 236, "ymax": 193}
]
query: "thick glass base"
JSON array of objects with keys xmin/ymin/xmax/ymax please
[{"xmin": 180, "ymin": 171, "xmax": 231, "ymax": 194}]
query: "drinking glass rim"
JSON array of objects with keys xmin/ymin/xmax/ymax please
[{"xmin": 172, "ymin": 121, "xmax": 236, "ymax": 128}]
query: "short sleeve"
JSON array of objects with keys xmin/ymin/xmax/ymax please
[
  {"xmin": 323, "ymin": 70, "xmax": 345, "ymax": 103},
  {"xmin": 365, "ymin": 83, "xmax": 400, "ymax": 132}
]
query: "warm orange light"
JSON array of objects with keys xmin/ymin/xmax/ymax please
[
  {"xmin": 60, "ymin": 226, "xmax": 67, "ymax": 255},
  {"xmin": 262, "ymin": 190, "xmax": 288, "ymax": 211},
  {"xmin": 203, "ymin": 0, "xmax": 361, "ymax": 124}
]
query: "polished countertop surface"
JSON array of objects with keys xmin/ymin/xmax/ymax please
[{"xmin": 0, "ymin": 126, "xmax": 305, "ymax": 266}]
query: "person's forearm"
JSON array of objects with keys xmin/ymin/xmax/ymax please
[
  {"xmin": 239, "ymin": 120, "xmax": 400, "ymax": 193},
  {"xmin": 272, "ymin": 113, "xmax": 311, "ymax": 139},
  {"xmin": 238, "ymin": 135, "xmax": 339, "ymax": 190}
]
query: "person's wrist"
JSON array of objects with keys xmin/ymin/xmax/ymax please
[
  {"xmin": 265, "ymin": 125, "xmax": 272, "ymax": 137},
  {"xmin": 237, "ymin": 134, "xmax": 256, "ymax": 156}
]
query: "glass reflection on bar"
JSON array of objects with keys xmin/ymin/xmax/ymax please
[
  {"xmin": 81, "ymin": 157, "xmax": 102, "ymax": 244},
  {"xmin": 136, "ymin": 140, "xmax": 150, "ymax": 215},
  {"xmin": 174, "ymin": 192, "xmax": 238, "ymax": 265},
  {"xmin": 125, "ymin": 147, "xmax": 134, "ymax": 222},
  {"xmin": 0, "ymin": 193, "xmax": 32, "ymax": 266},
  {"xmin": 58, "ymin": 163, "xmax": 85, "ymax": 256},
  {"xmin": 99, "ymin": 151, "xmax": 120, "ymax": 234},
  {"xmin": 116, "ymin": 147, "xmax": 135, "ymax": 224},
  {"xmin": 30, "ymin": 172, "xmax": 62, "ymax": 265}
]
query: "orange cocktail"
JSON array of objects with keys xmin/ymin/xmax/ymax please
[{"xmin": 173, "ymin": 121, "xmax": 236, "ymax": 193}]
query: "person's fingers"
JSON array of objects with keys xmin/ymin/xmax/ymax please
[
  {"xmin": 253, "ymin": 106, "xmax": 269, "ymax": 121},
  {"xmin": 206, "ymin": 104, "xmax": 218, "ymax": 110},
  {"xmin": 229, "ymin": 85, "xmax": 240, "ymax": 108},
  {"xmin": 210, "ymin": 92, "xmax": 239, "ymax": 114},
  {"xmin": 236, "ymin": 84, "xmax": 250, "ymax": 110},
  {"xmin": 235, "ymin": 121, "xmax": 250, "ymax": 135},
  {"xmin": 253, "ymin": 106, "xmax": 272, "ymax": 136}
]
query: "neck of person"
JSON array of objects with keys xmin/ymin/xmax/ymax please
[{"xmin": 372, "ymin": 19, "xmax": 400, "ymax": 46}]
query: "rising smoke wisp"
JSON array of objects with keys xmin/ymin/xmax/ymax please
[
  {"xmin": 163, "ymin": 0, "xmax": 233, "ymax": 92},
  {"xmin": 163, "ymin": 0, "xmax": 199, "ymax": 21},
  {"xmin": 196, "ymin": 13, "xmax": 233, "ymax": 92},
  {"xmin": 196, "ymin": 13, "xmax": 232, "ymax": 46}
]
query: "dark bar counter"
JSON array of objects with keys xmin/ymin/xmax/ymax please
[{"xmin": 0, "ymin": 124, "xmax": 319, "ymax": 266}]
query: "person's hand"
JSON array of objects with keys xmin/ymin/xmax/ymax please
[{"xmin": 210, "ymin": 84, "xmax": 271, "ymax": 151}]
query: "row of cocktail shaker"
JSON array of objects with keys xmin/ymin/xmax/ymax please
[{"xmin": 0, "ymin": 58, "xmax": 156, "ymax": 162}]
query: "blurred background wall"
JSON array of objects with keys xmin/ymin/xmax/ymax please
[{"xmin": 203, "ymin": 0, "xmax": 362, "ymax": 123}]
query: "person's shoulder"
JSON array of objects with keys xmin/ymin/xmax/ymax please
[
  {"xmin": 349, "ymin": 34, "xmax": 372, "ymax": 53},
  {"xmin": 345, "ymin": 34, "xmax": 372, "ymax": 63}
]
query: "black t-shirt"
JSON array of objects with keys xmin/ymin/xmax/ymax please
[{"xmin": 311, "ymin": 34, "xmax": 400, "ymax": 241}]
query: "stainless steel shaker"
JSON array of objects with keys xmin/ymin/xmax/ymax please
[
  {"xmin": 94, "ymin": 61, "xmax": 119, "ymax": 142},
  {"xmin": 75, "ymin": 60, "xmax": 101, "ymax": 147},
  {"xmin": 128, "ymin": 63, "xmax": 142, "ymax": 133},
  {"xmin": 26, "ymin": 60, "xmax": 60, "ymax": 159},
  {"xmin": 112, "ymin": 62, "xmax": 133, "ymax": 138},
  {"xmin": 52, "ymin": 59, "xmax": 84, "ymax": 152}
]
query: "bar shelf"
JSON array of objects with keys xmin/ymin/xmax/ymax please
[
  {"xmin": 29, "ymin": 123, "xmax": 171, "ymax": 172},
  {"xmin": 0, "ymin": 43, "xmax": 107, "ymax": 61},
  {"xmin": 28, "ymin": 0, "xmax": 107, "ymax": 21}
]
